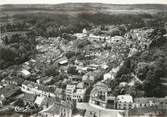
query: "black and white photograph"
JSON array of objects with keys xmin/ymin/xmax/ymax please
[{"xmin": 0, "ymin": 0, "xmax": 167, "ymax": 117}]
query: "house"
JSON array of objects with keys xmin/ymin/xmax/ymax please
[
  {"xmin": 22, "ymin": 62, "xmax": 31, "ymax": 71},
  {"xmin": 89, "ymin": 82, "xmax": 114, "ymax": 109},
  {"xmin": 74, "ymin": 29, "xmax": 88, "ymax": 39},
  {"xmin": 57, "ymin": 57, "xmax": 68, "ymax": 66},
  {"xmin": 59, "ymin": 65, "xmax": 69, "ymax": 73},
  {"xmin": 66, "ymin": 84, "xmax": 76, "ymax": 101},
  {"xmin": 101, "ymin": 64, "xmax": 109, "ymax": 70},
  {"xmin": 82, "ymin": 70, "xmax": 102, "ymax": 85},
  {"xmin": 76, "ymin": 82, "xmax": 85, "ymax": 89},
  {"xmin": 69, "ymin": 75, "xmax": 82, "ymax": 84},
  {"xmin": 158, "ymin": 96, "xmax": 167, "ymax": 110},
  {"xmin": 82, "ymin": 79, "xmax": 92, "ymax": 88},
  {"xmin": 83, "ymin": 28, "xmax": 87, "ymax": 34},
  {"xmin": 119, "ymin": 82, "xmax": 128, "ymax": 87},
  {"xmin": 0, "ymin": 96, "xmax": 5, "ymax": 107},
  {"xmin": 87, "ymin": 64, "xmax": 99, "ymax": 70},
  {"xmin": 65, "ymin": 83, "xmax": 87, "ymax": 102},
  {"xmin": 20, "ymin": 69, "xmax": 31, "ymax": 77},
  {"xmin": 128, "ymin": 106, "xmax": 166, "ymax": 117},
  {"xmin": 39, "ymin": 96, "xmax": 60, "ymax": 109},
  {"xmin": 21, "ymin": 80, "xmax": 56, "ymax": 97},
  {"xmin": 34, "ymin": 96, "xmax": 46, "ymax": 106},
  {"xmin": 108, "ymin": 36, "xmax": 125, "ymax": 44},
  {"xmin": 0, "ymin": 85, "xmax": 21, "ymax": 107},
  {"xmin": 39, "ymin": 100, "xmax": 73, "ymax": 117},
  {"xmin": 22, "ymin": 93, "xmax": 37, "ymax": 103},
  {"xmin": 133, "ymin": 97, "xmax": 167, "ymax": 109},
  {"xmin": 54, "ymin": 87, "xmax": 64, "ymax": 99},
  {"xmin": 76, "ymin": 66, "xmax": 87, "ymax": 74},
  {"xmin": 103, "ymin": 65, "xmax": 122, "ymax": 82},
  {"xmin": 36, "ymin": 76, "xmax": 54, "ymax": 85},
  {"xmin": 115, "ymin": 95, "xmax": 133, "ymax": 110},
  {"xmin": 1, "ymin": 77, "xmax": 24, "ymax": 86},
  {"xmin": 72, "ymin": 88, "xmax": 86, "ymax": 102},
  {"xmin": 103, "ymin": 73, "xmax": 112, "ymax": 81}
]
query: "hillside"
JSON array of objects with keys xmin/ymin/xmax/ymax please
[{"xmin": 1, "ymin": 3, "xmax": 167, "ymax": 15}]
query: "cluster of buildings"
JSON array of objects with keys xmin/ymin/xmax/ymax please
[
  {"xmin": 89, "ymin": 81, "xmax": 167, "ymax": 111},
  {"xmin": 65, "ymin": 70, "xmax": 102, "ymax": 102},
  {"xmin": 0, "ymin": 27, "xmax": 166, "ymax": 117}
]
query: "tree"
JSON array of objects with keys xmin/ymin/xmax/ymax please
[
  {"xmin": 45, "ymin": 64, "xmax": 59, "ymax": 76},
  {"xmin": 67, "ymin": 66, "xmax": 78, "ymax": 75},
  {"xmin": 76, "ymin": 39, "xmax": 91, "ymax": 48}
]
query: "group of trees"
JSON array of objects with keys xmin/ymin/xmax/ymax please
[
  {"xmin": 1, "ymin": 23, "xmax": 29, "ymax": 33},
  {"xmin": 110, "ymin": 28, "xmax": 167, "ymax": 97},
  {"xmin": 12, "ymin": 11, "xmax": 166, "ymax": 38},
  {"xmin": 0, "ymin": 31, "xmax": 36, "ymax": 69}
]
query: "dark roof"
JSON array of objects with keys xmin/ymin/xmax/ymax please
[
  {"xmin": 3, "ymin": 77, "xmax": 24, "ymax": 85},
  {"xmin": 40, "ymin": 97, "xmax": 73, "ymax": 109},
  {"xmin": 0, "ymin": 85, "xmax": 20, "ymax": 98},
  {"xmin": 129, "ymin": 106, "xmax": 165, "ymax": 115},
  {"xmin": 40, "ymin": 97, "xmax": 60, "ymax": 107},
  {"xmin": 134, "ymin": 97, "xmax": 167, "ymax": 103},
  {"xmin": 22, "ymin": 93, "xmax": 37, "ymax": 102},
  {"xmin": 42, "ymin": 104, "xmax": 60, "ymax": 115}
]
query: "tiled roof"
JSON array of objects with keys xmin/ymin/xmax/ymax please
[
  {"xmin": 134, "ymin": 97, "xmax": 167, "ymax": 103},
  {"xmin": 40, "ymin": 97, "xmax": 73, "ymax": 109},
  {"xmin": 22, "ymin": 80, "xmax": 55, "ymax": 93},
  {"xmin": 22, "ymin": 93, "xmax": 37, "ymax": 102},
  {"xmin": 41, "ymin": 104, "xmax": 60, "ymax": 115},
  {"xmin": 117, "ymin": 95, "xmax": 133, "ymax": 103},
  {"xmin": 0, "ymin": 85, "xmax": 20, "ymax": 98},
  {"xmin": 40, "ymin": 97, "xmax": 60, "ymax": 107}
]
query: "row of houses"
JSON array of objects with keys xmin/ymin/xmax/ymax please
[
  {"xmin": 19, "ymin": 93, "xmax": 73, "ymax": 117},
  {"xmin": 0, "ymin": 85, "xmax": 21, "ymax": 107},
  {"xmin": 21, "ymin": 80, "xmax": 56, "ymax": 98},
  {"xmin": 89, "ymin": 81, "xmax": 167, "ymax": 111},
  {"xmin": 65, "ymin": 69, "xmax": 103, "ymax": 103}
]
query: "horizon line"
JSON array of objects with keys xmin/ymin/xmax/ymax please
[{"xmin": 1, "ymin": 2, "xmax": 167, "ymax": 5}]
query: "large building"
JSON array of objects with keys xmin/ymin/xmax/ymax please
[
  {"xmin": 39, "ymin": 98, "xmax": 73, "ymax": 117},
  {"xmin": 66, "ymin": 84, "xmax": 76, "ymax": 101},
  {"xmin": 66, "ymin": 84, "xmax": 86, "ymax": 102},
  {"xmin": 72, "ymin": 88, "xmax": 86, "ymax": 102},
  {"xmin": 115, "ymin": 95, "xmax": 133, "ymax": 110},
  {"xmin": 89, "ymin": 82, "xmax": 115, "ymax": 109},
  {"xmin": 133, "ymin": 97, "xmax": 167, "ymax": 109}
]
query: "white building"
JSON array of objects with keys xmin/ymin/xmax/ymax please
[
  {"xmin": 21, "ymin": 69, "xmax": 31, "ymax": 77},
  {"xmin": 66, "ymin": 84, "xmax": 76, "ymax": 101},
  {"xmin": 103, "ymin": 73, "xmax": 112, "ymax": 81},
  {"xmin": 116, "ymin": 95, "xmax": 133, "ymax": 110},
  {"xmin": 72, "ymin": 88, "xmax": 86, "ymax": 102}
]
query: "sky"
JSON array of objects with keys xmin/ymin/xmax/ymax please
[{"xmin": 0, "ymin": 0, "xmax": 167, "ymax": 5}]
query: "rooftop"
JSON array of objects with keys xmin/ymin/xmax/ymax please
[
  {"xmin": 22, "ymin": 93, "xmax": 37, "ymax": 102},
  {"xmin": 117, "ymin": 95, "xmax": 133, "ymax": 103},
  {"xmin": 21, "ymin": 69, "xmax": 31, "ymax": 76},
  {"xmin": 22, "ymin": 80, "xmax": 55, "ymax": 93},
  {"xmin": 0, "ymin": 85, "xmax": 20, "ymax": 98}
]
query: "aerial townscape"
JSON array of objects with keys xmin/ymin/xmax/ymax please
[{"xmin": 0, "ymin": 3, "xmax": 167, "ymax": 117}]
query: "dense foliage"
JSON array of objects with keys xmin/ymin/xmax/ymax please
[
  {"xmin": 0, "ymin": 31, "xmax": 36, "ymax": 69},
  {"xmin": 113, "ymin": 28, "xmax": 167, "ymax": 97}
]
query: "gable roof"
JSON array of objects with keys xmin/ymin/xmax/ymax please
[
  {"xmin": 0, "ymin": 85, "xmax": 20, "ymax": 98},
  {"xmin": 22, "ymin": 80, "xmax": 55, "ymax": 93},
  {"xmin": 22, "ymin": 93, "xmax": 37, "ymax": 102}
]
